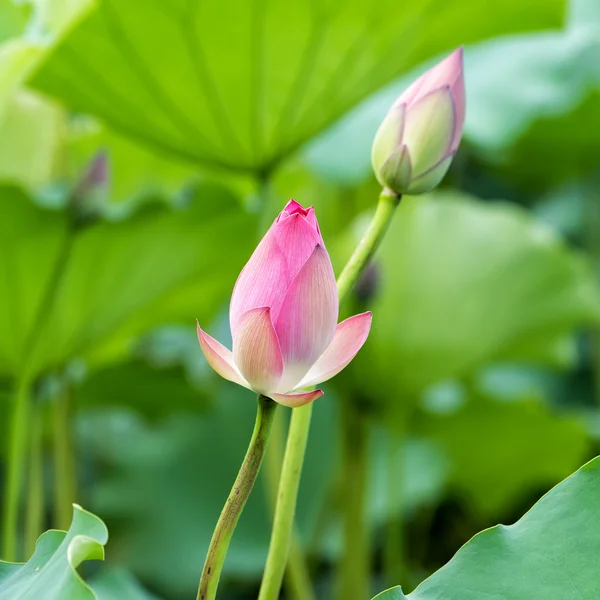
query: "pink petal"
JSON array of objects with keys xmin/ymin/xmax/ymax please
[
  {"xmin": 297, "ymin": 312, "xmax": 372, "ymax": 388},
  {"xmin": 230, "ymin": 211, "xmax": 321, "ymax": 334},
  {"xmin": 280, "ymin": 199, "xmax": 309, "ymax": 218},
  {"xmin": 268, "ymin": 389, "xmax": 324, "ymax": 408},
  {"xmin": 275, "ymin": 245, "xmax": 338, "ymax": 392},
  {"xmin": 197, "ymin": 323, "xmax": 249, "ymax": 388},
  {"xmin": 396, "ymin": 47, "xmax": 464, "ymax": 109},
  {"xmin": 233, "ymin": 307, "xmax": 283, "ymax": 394}
]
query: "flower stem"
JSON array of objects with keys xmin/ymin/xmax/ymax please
[
  {"xmin": 52, "ymin": 385, "xmax": 76, "ymax": 531},
  {"xmin": 2, "ymin": 376, "xmax": 32, "ymax": 561},
  {"xmin": 197, "ymin": 395, "xmax": 277, "ymax": 600},
  {"xmin": 263, "ymin": 409, "xmax": 316, "ymax": 600},
  {"xmin": 258, "ymin": 403, "xmax": 313, "ymax": 600},
  {"xmin": 25, "ymin": 400, "xmax": 45, "ymax": 557},
  {"xmin": 257, "ymin": 191, "xmax": 401, "ymax": 600},
  {"xmin": 337, "ymin": 191, "xmax": 401, "ymax": 303}
]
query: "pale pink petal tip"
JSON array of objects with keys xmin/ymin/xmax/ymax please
[
  {"xmin": 269, "ymin": 389, "xmax": 324, "ymax": 408},
  {"xmin": 298, "ymin": 311, "xmax": 372, "ymax": 388},
  {"xmin": 196, "ymin": 322, "xmax": 249, "ymax": 388}
]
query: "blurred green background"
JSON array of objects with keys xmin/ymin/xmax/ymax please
[{"xmin": 1, "ymin": 0, "xmax": 600, "ymax": 598}]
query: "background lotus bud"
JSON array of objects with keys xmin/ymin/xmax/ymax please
[
  {"xmin": 372, "ymin": 47, "xmax": 465, "ymax": 196},
  {"xmin": 197, "ymin": 200, "xmax": 372, "ymax": 407},
  {"xmin": 70, "ymin": 150, "xmax": 110, "ymax": 227}
]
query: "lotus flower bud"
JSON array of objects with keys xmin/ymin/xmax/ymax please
[
  {"xmin": 372, "ymin": 47, "xmax": 465, "ymax": 196},
  {"xmin": 71, "ymin": 150, "xmax": 110, "ymax": 227},
  {"xmin": 197, "ymin": 200, "xmax": 372, "ymax": 407}
]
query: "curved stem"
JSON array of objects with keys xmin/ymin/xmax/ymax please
[
  {"xmin": 3, "ymin": 376, "xmax": 32, "ymax": 561},
  {"xmin": 258, "ymin": 403, "xmax": 313, "ymax": 600},
  {"xmin": 336, "ymin": 191, "xmax": 401, "ymax": 304},
  {"xmin": 197, "ymin": 395, "xmax": 277, "ymax": 600},
  {"xmin": 258, "ymin": 191, "xmax": 401, "ymax": 600}
]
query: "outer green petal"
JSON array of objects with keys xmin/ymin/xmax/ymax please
[
  {"xmin": 371, "ymin": 105, "xmax": 406, "ymax": 175},
  {"xmin": 402, "ymin": 88, "xmax": 455, "ymax": 176},
  {"xmin": 379, "ymin": 145, "xmax": 413, "ymax": 195},
  {"xmin": 407, "ymin": 154, "xmax": 454, "ymax": 195}
]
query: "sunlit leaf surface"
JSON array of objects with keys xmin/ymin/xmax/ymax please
[{"xmin": 31, "ymin": 0, "xmax": 566, "ymax": 171}]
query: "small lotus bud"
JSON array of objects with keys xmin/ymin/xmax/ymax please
[
  {"xmin": 372, "ymin": 48, "xmax": 465, "ymax": 196},
  {"xmin": 71, "ymin": 151, "xmax": 110, "ymax": 226}
]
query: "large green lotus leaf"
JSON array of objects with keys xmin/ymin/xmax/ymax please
[
  {"xmin": 0, "ymin": 183, "xmax": 255, "ymax": 376},
  {"xmin": 353, "ymin": 191, "xmax": 600, "ymax": 398},
  {"xmin": 30, "ymin": 0, "xmax": 566, "ymax": 171},
  {"xmin": 91, "ymin": 568, "xmax": 161, "ymax": 600},
  {"xmin": 416, "ymin": 392, "xmax": 590, "ymax": 517},
  {"xmin": 78, "ymin": 381, "xmax": 338, "ymax": 595},
  {"xmin": 0, "ymin": 0, "xmax": 94, "ymax": 118},
  {"xmin": 0, "ymin": 504, "xmax": 108, "ymax": 600},
  {"xmin": 373, "ymin": 588, "xmax": 409, "ymax": 600},
  {"xmin": 389, "ymin": 455, "xmax": 600, "ymax": 599}
]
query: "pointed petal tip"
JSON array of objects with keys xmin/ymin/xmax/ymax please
[
  {"xmin": 269, "ymin": 389, "xmax": 324, "ymax": 408},
  {"xmin": 297, "ymin": 312, "xmax": 373, "ymax": 388},
  {"xmin": 196, "ymin": 325, "xmax": 249, "ymax": 389},
  {"xmin": 284, "ymin": 199, "xmax": 309, "ymax": 215}
]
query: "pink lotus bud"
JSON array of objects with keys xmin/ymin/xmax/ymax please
[
  {"xmin": 372, "ymin": 47, "xmax": 465, "ymax": 196},
  {"xmin": 197, "ymin": 200, "xmax": 372, "ymax": 407}
]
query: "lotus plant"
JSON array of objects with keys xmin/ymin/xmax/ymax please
[
  {"xmin": 197, "ymin": 199, "xmax": 372, "ymax": 407},
  {"xmin": 198, "ymin": 49, "xmax": 466, "ymax": 600},
  {"xmin": 372, "ymin": 47, "xmax": 465, "ymax": 195}
]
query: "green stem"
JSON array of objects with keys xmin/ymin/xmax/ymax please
[
  {"xmin": 336, "ymin": 191, "xmax": 401, "ymax": 303},
  {"xmin": 25, "ymin": 401, "xmax": 45, "ymax": 557},
  {"xmin": 52, "ymin": 386, "xmax": 76, "ymax": 531},
  {"xmin": 335, "ymin": 401, "xmax": 370, "ymax": 600},
  {"xmin": 3, "ymin": 377, "xmax": 31, "ymax": 561},
  {"xmin": 258, "ymin": 191, "xmax": 401, "ymax": 600},
  {"xmin": 2, "ymin": 226, "xmax": 75, "ymax": 560},
  {"xmin": 263, "ymin": 409, "xmax": 316, "ymax": 600},
  {"xmin": 197, "ymin": 395, "xmax": 277, "ymax": 600},
  {"xmin": 258, "ymin": 404, "xmax": 313, "ymax": 600}
]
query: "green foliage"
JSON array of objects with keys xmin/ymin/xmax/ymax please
[
  {"xmin": 399, "ymin": 455, "xmax": 600, "ymax": 599},
  {"xmin": 373, "ymin": 587, "xmax": 409, "ymax": 600},
  {"xmin": 0, "ymin": 0, "xmax": 94, "ymax": 118},
  {"xmin": 417, "ymin": 391, "xmax": 590, "ymax": 517},
  {"xmin": 31, "ymin": 0, "xmax": 566, "ymax": 171},
  {"xmin": 0, "ymin": 183, "xmax": 255, "ymax": 377},
  {"xmin": 91, "ymin": 568, "xmax": 161, "ymax": 600},
  {"xmin": 0, "ymin": 505, "xmax": 107, "ymax": 600},
  {"xmin": 354, "ymin": 191, "xmax": 600, "ymax": 399},
  {"xmin": 78, "ymin": 382, "xmax": 337, "ymax": 594}
]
